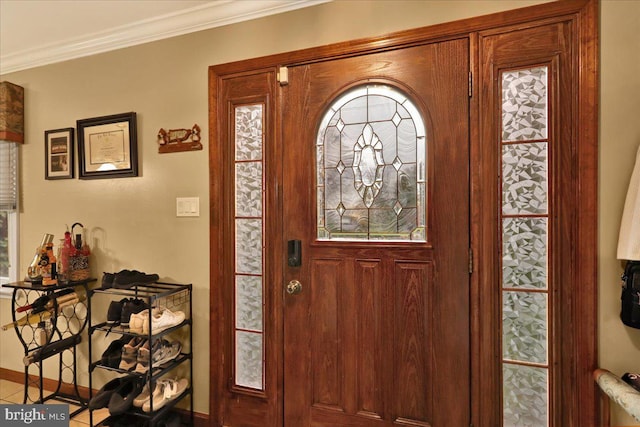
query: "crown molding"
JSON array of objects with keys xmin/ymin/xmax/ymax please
[{"xmin": 0, "ymin": 0, "xmax": 329, "ymax": 75}]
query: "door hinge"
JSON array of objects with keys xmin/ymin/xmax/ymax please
[
  {"xmin": 468, "ymin": 71, "xmax": 472, "ymax": 97},
  {"xmin": 277, "ymin": 66, "xmax": 289, "ymax": 86},
  {"xmin": 468, "ymin": 247, "xmax": 473, "ymax": 274}
]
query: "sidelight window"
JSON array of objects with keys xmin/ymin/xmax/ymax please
[
  {"xmin": 233, "ymin": 104, "xmax": 265, "ymax": 391},
  {"xmin": 500, "ymin": 66, "xmax": 550, "ymax": 427}
]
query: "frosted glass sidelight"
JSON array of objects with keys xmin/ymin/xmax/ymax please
[
  {"xmin": 503, "ymin": 363, "xmax": 548, "ymax": 427},
  {"xmin": 502, "ymin": 291, "xmax": 548, "ymax": 364},
  {"xmin": 502, "ymin": 218, "xmax": 548, "ymax": 289},
  {"xmin": 316, "ymin": 84, "xmax": 426, "ymax": 241},
  {"xmin": 500, "ymin": 66, "xmax": 551, "ymax": 426},
  {"xmin": 502, "ymin": 142, "xmax": 548, "ymax": 215},
  {"xmin": 236, "ymin": 275, "xmax": 263, "ymax": 331},
  {"xmin": 234, "ymin": 103, "xmax": 265, "ymax": 391},
  {"xmin": 235, "ymin": 162, "xmax": 262, "ymax": 217},
  {"xmin": 235, "ymin": 219, "xmax": 262, "ymax": 275},
  {"xmin": 502, "ymin": 67, "xmax": 548, "ymax": 142},
  {"xmin": 235, "ymin": 105, "xmax": 263, "ymax": 161},
  {"xmin": 235, "ymin": 331, "xmax": 264, "ymax": 390}
]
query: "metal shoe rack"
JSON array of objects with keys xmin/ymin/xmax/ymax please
[
  {"xmin": 87, "ymin": 281, "xmax": 193, "ymax": 427},
  {"xmin": 2, "ymin": 278, "xmax": 95, "ymax": 417}
]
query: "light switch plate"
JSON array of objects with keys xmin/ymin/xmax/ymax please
[{"xmin": 176, "ymin": 197, "xmax": 199, "ymax": 217}]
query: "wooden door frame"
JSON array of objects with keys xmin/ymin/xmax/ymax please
[{"xmin": 208, "ymin": 1, "xmax": 598, "ymax": 425}]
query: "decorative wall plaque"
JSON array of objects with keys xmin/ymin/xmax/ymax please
[{"xmin": 157, "ymin": 124, "xmax": 202, "ymax": 153}]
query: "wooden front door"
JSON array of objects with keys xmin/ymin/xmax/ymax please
[{"xmin": 282, "ymin": 39, "xmax": 470, "ymax": 427}]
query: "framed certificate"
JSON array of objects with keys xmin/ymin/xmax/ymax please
[{"xmin": 77, "ymin": 112, "xmax": 138, "ymax": 179}]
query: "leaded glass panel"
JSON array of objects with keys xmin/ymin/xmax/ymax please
[
  {"xmin": 502, "ymin": 291, "xmax": 548, "ymax": 363},
  {"xmin": 316, "ymin": 84, "xmax": 426, "ymax": 241},
  {"xmin": 503, "ymin": 364, "xmax": 548, "ymax": 427},
  {"xmin": 502, "ymin": 67, "xmax": 548, "ymax": 142}
]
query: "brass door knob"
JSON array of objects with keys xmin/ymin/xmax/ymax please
[{"xmin": 286, "ymin": 280, "xmax": 302, "ymax": 295}]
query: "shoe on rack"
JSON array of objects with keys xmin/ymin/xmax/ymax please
[
  {"xmin": 132, "ymin": 381, "xmax": 154, "ymax": 408},
  {"xmin": 101, "ymin": 272, "xmax": 115, "ymax": 290},
  {"xmin": 133, "ymin": 338, "xmax": 156, "ymax": 374},
  {"xmin": 152, "ymin": 339, "xmax": 182, "ymax": 368},
  {"xmin": 106, "ymin": 298, "xmax": 129, "ymax": 325},
  {"xmin": 88, "ymin": 376, "xmax": 127, "ymax": 410},
  {"xmin": 118, "ymin": 337, "xmax": 146, "ymax": 371},
  {"xmin": 108, "ymin": 375, "xmax": 144, "ymax": 416},
  {"xmin": 102, "ymin": 414, "xmax": 145, "ymax": 427},
  {"xmin": 101, "ymin": 335, "xmax": 132, "ymax": 368},
  {"xmin": 129, "ymin": 309, "xmax": 151, "ymax": 334},
  {"xmin": 143, "ymin": 307, "xmax": 186, "ymax": 335},
  {"xmin": 142, "ymin": 377, "xmax": 189, "ymax": 413},
  {"xmin": 158, "ymin": 412, "xmax": 182, "ymax": 427},
  {"xmin": 113, "ymin": 269, "xmax": 160, "ymax": 289},
  {"xmin": 120, "ymin": 298, "xmax": 148, "ymax": 327}
]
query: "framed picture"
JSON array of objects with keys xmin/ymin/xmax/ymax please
[
  {"xmin": 77, "ymin": 112, "xmax": 138, "ymax": 179},
  {"xmin": 45, "ymin": 128, "xmax": 74, "ymax": 179}
]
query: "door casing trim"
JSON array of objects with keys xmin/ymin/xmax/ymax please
[{"xmin": 208, "ymin": 1, "xmax": 598, "ymax": 425}]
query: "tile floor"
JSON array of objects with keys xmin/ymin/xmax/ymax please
[{"xmin": 0, "ymin": 378, "xmax": 109, "ymax": 426}]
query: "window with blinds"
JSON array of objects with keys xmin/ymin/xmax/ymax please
[
  {"xmin": 0, "ymin": 142, "xmax": 18, "ymax": 211},
  {"xmin": 0, "ymin": 141, "xmax": 19, "ymax": 293}
]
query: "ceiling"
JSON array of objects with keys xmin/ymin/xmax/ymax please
[{"xmin": 0, "ymin": 0, "xmax": 328, "ymax": 75}]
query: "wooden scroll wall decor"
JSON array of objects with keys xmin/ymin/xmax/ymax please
[{"xmin": 157, "ymin": 124, "xmax": 202, "ymax": 153}]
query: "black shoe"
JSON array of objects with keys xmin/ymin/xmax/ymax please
[
  {"xmin": 107, "ymin": 298, "xmax": 129, "ymax": 325},
  {"xmin": 121, "ymin": 299, "xmax": 148, "ymax": 326},
  {"xmin": 113, "ymin": 270, "xmax": 159, "ymax": 289},
  {"xmin": 89, "ymin": 377, "xmax": 127, "ymax": 410},
  {"xmin": 101, "ymin": 272, "xmax": 115, "ymax": 289},
  {"xmin": 112, "ymin": 270, "xmax": 133, "ymax": 287},
  {"xmin": 101, "ymin": 336, "xmax": 133, "ymax": 368},
  {"xmin": 158, "ymin": 412, "xmax": 182, "ymax": 427},
  {"xmin": 103, "ymin": 412, "xmax": 146, "ymax": 427},
  {"xmin": 622, "ymin": 372, "xmax": 640, "ymax": 392},
  {"xmin": 108, "ymin": 375, "xmax": 144, "ymax": 416}
]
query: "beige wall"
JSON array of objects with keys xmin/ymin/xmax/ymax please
[
  {"xmin": 1, "ymin": 0, "xmax": 638, "ymax": 425},
  {"xmin": 599, "ymin": 1, "xmax": 640, "ymax": 426}
]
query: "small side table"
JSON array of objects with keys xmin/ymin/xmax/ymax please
[{"xmin": 2, "ymin": 279, "xmax": 95, "ymax": 416}]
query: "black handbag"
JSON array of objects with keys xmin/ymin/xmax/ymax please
[{"xmin": 621, "ymin": 261, "xmax": 640, "ymax": 329}]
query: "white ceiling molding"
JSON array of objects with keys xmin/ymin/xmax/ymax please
[{"xmin": 0, "ymin": 0, "xmax": 329, "ymax": 75}]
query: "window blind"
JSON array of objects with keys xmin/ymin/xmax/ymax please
[{"xmin": 0, "ymin": 142, "xmax": 18, "ymax": 211}]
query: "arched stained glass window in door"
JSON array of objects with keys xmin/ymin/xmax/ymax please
[{"xmin": 316, "ymin": 84, "xmax": 427, "ymax": 241}]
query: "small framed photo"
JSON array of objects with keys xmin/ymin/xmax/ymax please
[
  {"xmin": 77, "ymin": 112, "xmax": 138, "ymax": 179},
  {"xmin": 45, "ymin": 127, "xmax": 74, "ymax": 180}
]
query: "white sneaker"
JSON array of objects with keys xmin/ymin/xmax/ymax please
[
  {"xmin": 129, "ymin": 309, "xmax": 149, "ymax": 334},
  {"xmin": 142, "ymin": 377, "xmax": 189, "ymax": 413},
  {"xmin": 143, "ymin": 308, "xmax": 185, "ymax": 335},
  {"xmin": 133, "ymin": 382, "xmax": 153, "ymax": 407},
  {"xmin": 131, "ymin": 307, "xmax": 162, "ymax": 334}
]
